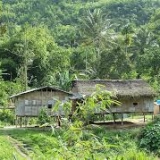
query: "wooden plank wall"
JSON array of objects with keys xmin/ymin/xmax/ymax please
[{"xmin": 15, "ymin": 90, "xmax": 70, "ymax": 117}]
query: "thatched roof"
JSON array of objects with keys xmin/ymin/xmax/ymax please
[
  {"xmin": 72, "ymin": 79, "xmax": 156, "ymax": 98},
  {"xmin": 10, "ymin": 86, "xmax": 72, "ymax": 98}
]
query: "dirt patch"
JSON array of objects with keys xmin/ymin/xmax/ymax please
[{"xmin": 92, "ymin": 120, "xmax": 146, "ymax": 129}]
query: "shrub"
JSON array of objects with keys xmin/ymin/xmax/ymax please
[
  {"xmin": 139, "ymin": 115, "xmax": 160, "ymax": 155},
  {"xmin": 0, "ymin": 109, "xmax": 14, "ymax": 125},
  {"xmin": 37, "ymin": 108, "xmax": 51, "ymax": 125}
]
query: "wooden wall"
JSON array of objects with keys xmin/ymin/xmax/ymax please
[
  {"xmin": 154, "ymin": 102, "xmax": 160, "ymax": 115},
  {"xmin": 14, "ymin": 91, "xmax": 154, "ymax": 117},
  {"xmin": 94, "ymin": 97, "xmax": 154, "ymax": 114},
  {"xmin": 15, "ymin": 90, "xmax": 70, "ymax": 117},
  {"xmin": 111, "ymin": 97, "xmax": 154, "ymax": 113}
]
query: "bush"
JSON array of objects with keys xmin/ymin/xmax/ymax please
[
  {"xmin": 0, "ymin": 109, "xmax": 14, "ymax": 125},
  {"xmin": 37, "ymin": 108, "xmax": 51, "ymax": 125},
  {"xmin": 139, "ymin": 115, "xmax": 160, "ymax": 155}
]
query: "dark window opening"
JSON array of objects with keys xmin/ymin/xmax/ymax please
[
  {"xmin": 48, "ymin": 104, "xmax": 52, "ymax": 109},
  {"xmin": 133, "ymin": 102, "xmax": 138, "ymax": 106}
]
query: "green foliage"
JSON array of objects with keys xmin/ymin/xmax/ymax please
[
  {"xmin": 71, "ymin": 84, "xmax": 120, "ymax": 125},
  {"xmin": 0, "ymin": 0, "xmax": 160, "ymax": 92},
  {"xmin": 0, "ymin": 127, "xmax": 156, "ymax": 160},
  {"xmin": 0, "ymin": 136, "xmax": 24, "ymax": 160},
  {"xmin": 0, "ymin": 0, "xmax": 159, "ymax": 159},
  {"xmin": 139, "ymin": 115, "xmax": 160, "ymax": 156},
  {"xmin": 116, "ymin": 149, "xmax": 155, "ymax": 160},
  {"xmin": 0, "ymin": 79, "xmax": 23, "ymax": 107},
  {"xmin": 37, "ymin": 108, "xmax": 51, "ymax": 125},
  {"xmin": 0, "ymin": 109, "xmax": 14, "ymax": 125}
]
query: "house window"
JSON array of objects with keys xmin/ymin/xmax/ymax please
[
  {"xmin": 48, "ymin": 104, "xmax": 52, "ymax": 109},
  {"xmin": 25, "ymin": 100, "xmax": 32, "ymax": 105},
  {"xmin": 32, "ymin": 100, "xmax": 36, "ymax": 105},
  {"xmin": 133, "ymin": 102, "xmax": 138, "ymax": 106},
  {"xmin": 37, "ymin": 100, "xmax": 42, "ymax": 105},
  {"xmin": 47, "ymin": 100, "xmax": 54, "ymax": 109},
  {"xmin": 25, "ymin": 100, "xmax": 42, "ymax": 106},
  {"xmin": 25, "ymin": 100, "xmax": 29, "ymax": 105}
]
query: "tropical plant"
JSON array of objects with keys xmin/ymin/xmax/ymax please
[
  {"xmin": 139, "ymin": 115, "xmax": 160, "ymax": 156},
  {"xmin": 0, "ymin": 109, "xmax": 14, "ymax": 124},
  {"xmin": 71, "ymin": 84, "xmax": 119, "ymax": 125},
  {"xmin": 37, "ymin": 108, "xmax": 51, "ymax": 125}
]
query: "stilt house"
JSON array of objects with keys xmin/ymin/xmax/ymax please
[
  {"xmin": 10, "ymin": 86, "xmax": 72, "ymax": 118},
  {"xmin": 71, "ymin": 79, "xmax": 156, "ymax": 116}
]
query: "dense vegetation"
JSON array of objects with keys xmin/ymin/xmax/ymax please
[
  {"xmin": 139, "ymin": 116, "xmax": 160, "ymax": 156},
  {"xmin": 0, "ymin": 127, "xmax": 157, "ymax": 160},
  {"xmin": 0, "ymin": 135, "xmax": 24, "ymax": 159},
  {"xmin": 0, "ymin": 0, "xmax": 160, "ymax": 101},
  {"xmin": 0, "ymin": 1, "xmax": 160, "ymax": 159},
  {"xmin": 0, "ymin": 88, "xmax": 158, "ymax": 159}
]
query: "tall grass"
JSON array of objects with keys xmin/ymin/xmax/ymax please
[
  {"xmin": 0, "ymin": 127, "xmax": 157, "ymax": 160},
  {"xmin": 0, "ymin": 135, "xmax": 24, "ymax": 160}
]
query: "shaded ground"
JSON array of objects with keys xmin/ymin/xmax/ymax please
[
  {"xmin": 92, "ymin": 118, "xmax": 149, "ymax": 129},
  {"xmin": 1, "ymin": 115, "xmax": 152, "ymax": 130},
  {"xmin": 2, "ymin": 121, "xmax": 145, "ymax": 130}
]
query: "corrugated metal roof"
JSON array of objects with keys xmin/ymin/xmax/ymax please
[{"xmin": 10, "ymin": 86, "xmax": 73, "ymax": 98}]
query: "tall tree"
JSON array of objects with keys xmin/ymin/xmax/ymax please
[{"xmin": 78, "ymin": 8, "xmax": 115, "ymax": 78}]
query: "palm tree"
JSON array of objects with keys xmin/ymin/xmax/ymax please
[
  {"xmin": 78, "ymin": 8, "xmax": 115, "ymax": 78},
  {"xmin": 79, "ymin": 9, "xmax": 114, "ymax": 51}
]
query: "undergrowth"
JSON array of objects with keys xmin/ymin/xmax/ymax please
[
  {"xmin": 0, "ymin": 87, "xmax": 158, "ymax": 159},
  {"xmin": 0, "ymin": 135, "xmax": 24, "ymax": 160},
  {"xmin": 0, "ymin": 126, "xmax": 157, "ymax": 160},
  {"xmin": 139, "ymin": 115, "xmax": 160, "ymax": 157}
]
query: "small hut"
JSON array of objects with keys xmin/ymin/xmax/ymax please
[
  {"xmin": 10, "ymin": 86, "xmax": 72, "ymax": 126},
  {"xmin": 71, "ymin": 79, "xmax": 156, "ymax": 122}
]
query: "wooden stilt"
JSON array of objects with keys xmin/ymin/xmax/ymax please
[
  {"xmin": 113, "ymin": 113, "xmax": 116, "ymax": 124},
  {"xmin": 152, "ymin": 113, "xmax": 154, "ymax": 121},
  {"xmin": 143, "ymin": 113, "xmax": 146, "ymax": 122},
  {"xmin": 25, "ymin": 116, "xmax": 27, "ymax": 127},
  {"xmin": 57, "ymin": 115, "xmax": 61, "ymax": 126},
  {"xmin": 16, "ymin": 116, "xmax": 17, "ymax": 128},
  {"xmin": 53, "ymin": 116, "xmax": 56, "ymax": 124},
  {"xmin": 20, "ymin": 117, "xmax": 22, "ymax": 128},
  {"xmin": 103, "ymin": 114, "xmax": 105, "ymax": 122},
  {"xmin": 121, "ymin": 113, "xmax": 123, "ymax": 125}
]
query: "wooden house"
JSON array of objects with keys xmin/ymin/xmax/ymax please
[
  {"xmin": 71, "ymin": 79, "xmax": 156, "ymax": 122},
  {"xmin": 10, "ymin": 86, "xmax": 72, "ymax": 126}
]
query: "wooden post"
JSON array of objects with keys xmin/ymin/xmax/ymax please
[
  {"xmin": 113, "ymin": 113, "xmax": 116, "ymax": 124},
  {"xmin": 152, "ymin": 113, "xmax": 154, "ymax": 121},
  {"xmin": 24, "ymin": 116, "xmax": 27, "ymax": 127},
  {"xmin": 57, "ymin": 115, "xmax": 61, "ymax": 127},
  {"xmin": 143, "ymin": 113, "xmax": 146, "ymax": 122},
  {"xmin": 103, "ymin": 113, "xmax": 105, "ymax": 122},
  {"xmin": 16, "ymin": 116, "xmax": 18, "ymax": 128},
  {"xmin": 20, "ymin": 117, "xmax": 22, "ymax": 128},
  {"xmin": 121, "ymin": 113, "xmax": 123, "ymax": 125}
]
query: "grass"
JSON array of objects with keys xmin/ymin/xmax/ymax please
[
  {"xmin": 0, "ymin": 126, "xmax": 158, "ymax": 160},
  {"xmin": 0, "ymin": 135, "xmax": 24, "ymax": 160}
]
